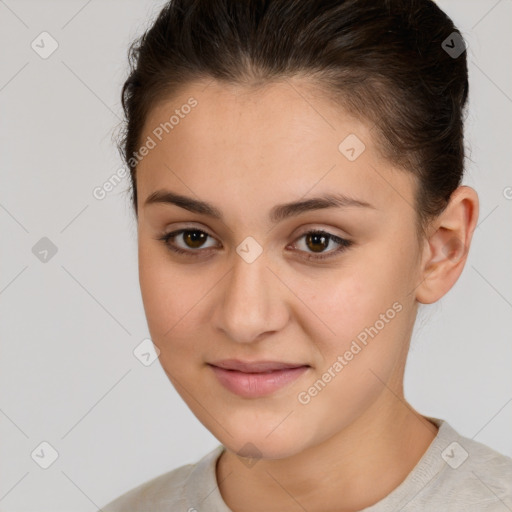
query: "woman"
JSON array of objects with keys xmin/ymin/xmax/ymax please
[{"xmin": 102, "ymin": 0, "xmax": 512, "ymax": 510}]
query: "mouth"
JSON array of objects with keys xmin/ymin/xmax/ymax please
[{"xmin": 207, "ymin": 359, "xmax": 310, "ymax": 398}]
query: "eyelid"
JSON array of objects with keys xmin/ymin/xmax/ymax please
[{"xmin": 292, "ymin": 224, "xmax": 350, "ymax": 240}]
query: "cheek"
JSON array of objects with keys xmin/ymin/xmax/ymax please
[
  {"xmin": 138, "ymin": 243, "xmax": 220, "ymax": 363},
  {"xmin": 138, "ymin": 243, "xmax": 191, "ymax": 343},
  {"xmin": 310, "ymin": 259, "xmax": 407, "ymax": 350},
  {"xmin": 311, "ymin": 275, "xmax": 408, "ymax": 383},
  {"xmin": 286, "ymin": 279, "xmax": 411, "ymax": 452},
  {"xmin": 305, "ymin": 246, "xmax": 414, "ymax": 387}
]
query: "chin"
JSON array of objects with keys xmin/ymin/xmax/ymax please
[
  {"xmin": 212, "ymin": 414, "xmax": 314, "ymax": 461},
  {"xmin": 223, "ymin": 435, "xmax": 302, "ymax": 461}
]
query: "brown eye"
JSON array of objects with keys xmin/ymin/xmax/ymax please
[
  {"xmin": 157, "ymin": 229, "xmax": 218, "ymax": 257},
  {"xmin": 292, "ymin": 230, "xmax": 353, "ymax": 261},
  {"xmin": 182, "ymin": 230, "xmax": 208, "ymax": 249},
  {"xmin": 157, "ymin": 228, "xmax": 353, "ymax": 262},
  {"xmin": 305, "ymin": 232, "xmax": 330, "ymax": 253}
]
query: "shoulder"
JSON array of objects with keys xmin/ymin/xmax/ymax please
[
  {"xmin": 416, "ymin": 419, "xmax": 512, "ymax": 511},
  {"xmin": 100, "ymin": 445, "xmax": 225, "ymax": 512},
  {"xmin": 101, "ymin": 463, "xmax": 193, "ymax": 512}
]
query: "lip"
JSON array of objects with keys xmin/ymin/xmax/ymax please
[
  {"xmin": 208, "ymin": 359, "xmax": 310, "ymax": 398},
  {"xmin": 209, "ymin": 359, "xmax": 308, "ymax": 372}
]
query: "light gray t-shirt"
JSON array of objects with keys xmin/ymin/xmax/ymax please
[{"xmin": 101, "ymin": 417, "xmax": 512, "ymax": 511}]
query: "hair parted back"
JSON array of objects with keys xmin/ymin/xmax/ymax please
[{"xmin": 119, "ymin": 0, "xmax": 469, "ymax": 239}]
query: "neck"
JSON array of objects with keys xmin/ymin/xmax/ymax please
[{"xmin": 216, "ymin": 394, "xmax": 438, "ymax": 512}]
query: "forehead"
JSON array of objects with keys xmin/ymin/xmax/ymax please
[{"xmin": 137, "ymin": 78, "xmax": 415, "ymax": 216}]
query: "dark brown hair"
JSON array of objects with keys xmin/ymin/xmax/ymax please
[{"xmin": 118, "ymin": 0, "xmax": 468, "ymax": 239}]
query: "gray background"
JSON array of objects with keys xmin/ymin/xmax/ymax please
[{"xmin": 0, "ymin": 0, "xmax": 511, "ymax": 510}]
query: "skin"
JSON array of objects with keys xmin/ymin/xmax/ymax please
[{"xmin": 135, "ymin": 78, "xmax": 479, "ymax": 512}]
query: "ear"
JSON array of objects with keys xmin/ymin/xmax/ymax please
[{"xmin": 415, "ymin": 186, "xmax": 479, "ymax": 304}]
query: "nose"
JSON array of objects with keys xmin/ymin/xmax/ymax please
[{"xmin": 212, "ymin": 252, "xmax": 289, "ymax": 344}]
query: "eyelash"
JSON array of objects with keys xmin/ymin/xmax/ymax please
[{"xmin": 156, "ymin": 228, "xmax": 353, "ymax": 261}]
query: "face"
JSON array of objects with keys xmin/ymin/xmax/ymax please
[{"xmin": 136, "ymin": 78, "xmax": 424, "ymax": 459}]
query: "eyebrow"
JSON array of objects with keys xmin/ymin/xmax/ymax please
[{"xmin": 144, "ymin": 189, "xmax": 376, "ymax": 224}]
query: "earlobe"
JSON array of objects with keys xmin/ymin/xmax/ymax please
[{"xmin": 415, "ymin": 186, "xmax": 479, "ymax": 305}]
